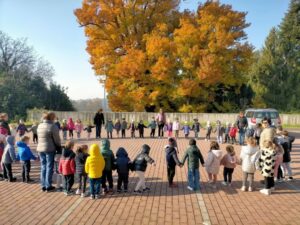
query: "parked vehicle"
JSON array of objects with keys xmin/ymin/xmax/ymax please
[{"xmin": 245, "ymin": 108, "xmax": 281, "ymax": 129}]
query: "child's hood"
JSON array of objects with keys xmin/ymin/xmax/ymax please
[
  {"xmin": 211, "ymin": 149, "xmax": 223, "ymax": 159},
  {"xmin": 116, "ymin": 147, "xmax": 128, "ymax": 158},
  {"xmin": 6, "ymin": 136, "xmax": 14, "ymax": 146},
  {"xmin": 101, "ymin": 139, "xmax": 111, "ymax": 153},
  {"xmin": 17, "ymin": 141, "xmax": 27, "ymax": 148},
  {"xmin": 89, "ymin": 144, "xmax": 102, "ymax": 158},
  {"xmin": 242, "ymin": 146, "xmax": 258, "ymax": 156},
  {"xmin": 141, "ymin": 144, "xmax": 151, "ymax": 154}
]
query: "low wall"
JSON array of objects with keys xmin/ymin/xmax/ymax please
[{"xmin": 26, "ymin": 110, "xmax": 300, "ymax": 125}]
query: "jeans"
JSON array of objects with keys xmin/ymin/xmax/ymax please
[
  {"xmin": 281, "ymin": 162, "xmax": 292, "ymax": 177},
  {"xmin": 90, "ymin": 177, "xmax": 101, "ymax": 196},
  {"xmin": 22, "ymin": 160, "xmax": 31, "ymax": 182},
  {"xmin": 96, "ymin": 125, "xmax": 102, "ymax": 138},
  {"xmin": 188, "ymin": 169, "xmax": 200, "ymax": 190},
  {"xmin": 102, "ymin": 170, "xmax": 113, "ymax": 191},
  {"xmin": 217, "ymin": 135, "xmax": 223, "ymax": 144},
  {"xmin": 194, "ymin": 131, "xmax": 199, "ymax": 139},
  {"xmin": 2, "ymin": 163, "xmax": 13, "ymax": 181},
  {"xmin": 239, "ymin": 128, "xmax": 246, "ymax": 145},
  {"xmin": 117, "ymin": 173, "xmax": 129, "ymax": 190},
  {"xmin": 223, "ymin": 167, "xmax": 234, "ymax": 183},
  {"xmin": 63, "ymin": 131, "xmax": 67, "ymax": 140},
  {"xmin": 167, "ymin": 166, "xmax": 176, "ymax": 185},
  {"xmin": 40, "ymin": 152, "xmax": 55, "ymax": 188},
  {"xmin": 63, "ymin": 174, "xmax": 74, "ymax": 192},
  {"xmin": 77, "ymin": 174, "xmax": 87, "ymax": 193}
]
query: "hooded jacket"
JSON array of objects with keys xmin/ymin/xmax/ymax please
[
  {"xmin": 114, "ymin": 121, "xmax": 121, "ymax": 131},
  {"xmin": 166, "ymin": 146, "xmax": 181, "ymax": 168},
  {"xmin": 134, "ymin": 144, "xmax": 154, "ymax": 172},
  {"xmin": 240, "ymin": 145, "xmax": 259, "ymax": 173},
  {"xmin": 85, "ymin": 144, "xmax": 105, "ymax": 179},
  {"xmin": 16, "ymin": 141, "xmax": 37, "ymax": 161},
  {"xmin": 148, "ymin": 120, "xmax": 157, "ymax": 129},
  {"xmin": 75, "ymin": 152, "xmax": 89, "ymax": 175},
  {"xmin": 59, "ymin": 148, "xmax": 76, "ymax": 175},
  {"xmin": 1, "ymin": 136, "xmax": 16, "ymax": 164},
  {"xmin": 101, "ymin": 139, "xmax": 115, "ymax": 171},
  {"xmin": 205, "ymin": 149, "xmax": 223, "ymax": 175},
  {"xmin": 67, "ymin": 119, "xmax": 75, "ymax": 130},
  {"xmin": 181, "ymin": 145, "xmax": 204, "ymax": 169},
  {"xmin": 116, "ymin": 147, "xmax": 130, "ymax": 174}
]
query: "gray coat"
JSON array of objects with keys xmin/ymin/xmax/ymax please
[
  {"xmin": 37, "ymin": 120, "xmax": 61, "ymax": 153},
  {"xmin": 1, "ymin": 136, "xmax": 16, "ymax": 164}
]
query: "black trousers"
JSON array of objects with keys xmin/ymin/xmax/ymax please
[
  {"xmin": 33, "ymin": 134, "xmax": 38, "ymax": 143},
  {"xmin": 167, "ymin": 166, "xmax": 176, "ymax": 185},
  {"xmin": 264, "ymin": 176, "xmax": 274, "ymax": 189},
  {"xmin": 131, "ymin": 131, "xmax": 135, "ymax": 138},
  {"xmin": 139, "ymin": 130, "xmax": 144, "ymax": 138},
  {"xmin": 121, "ymin": 129, "xmax": 126, "ymax": 138},
  {"xmin": 102, "ymin": 170, "xmax": 113, "ymax": 191},
  {"xmin": 223, "ymin": 167, "xmax": 234, "ymax": 183},
  {"xmin": 277, "ymin": 166, "xmax": 283, "ymax": 179},
  {"xmin": 77, "ymin": 174, "xmax": 87, "ymax": 193},
  {"xmin": 117, "ymin": 173, "xmax": 129, "ymax": 190},
  {"xmin": 64, "ymin": 174, "xmax": 74, "ymax": 192},
  {"xmin": 69, "ymin": 130, "xmax": 73, "ymax": 138},
  {"xmin": 96, "ymin": 125, "xmax": 102, "ymax": 138},
  {"xmin": 150, "ymin": 129, "xmax": 155, "ymax": 137},
  {"xmin": 2, "ymin": 163, "xmax": 13, "ymax": 181},
  {"xmin": 22, "ymin": 160, "xmax": 31, "ymax": 182},
  {"xmin": 107, "ymin": 131, "xmax": 112, "ymax": 139},
  {"xmin": 158, "ymin": 123, "xmax": 165, "ymax": 137},
  {"xmin": 225, "ymin": 134, "xmax": 230, "ymax": 143}
]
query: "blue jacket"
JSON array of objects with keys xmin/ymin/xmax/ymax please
[
  {"xmin": 16, "ymin": 141, "xmax": 37, "ymax": 161},
  {"xmin": 116, "ymin": 147, "xmax": 130, "ymax": 174}
]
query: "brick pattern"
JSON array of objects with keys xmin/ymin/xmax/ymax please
[{"xmin": 0, "ymin": 130, "xmax": 299, "ymax": 225}]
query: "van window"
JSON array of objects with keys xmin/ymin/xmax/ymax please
[
  {"xmin": 245, "ymin": 111, "xmax": 254, "ymax": 118},
  {"xmin": 254, "ymin": 111, "xmax": 279, "ymax": 119}
]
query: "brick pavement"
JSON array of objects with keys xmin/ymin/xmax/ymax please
[{"xmin": 0, "ymin": 130, "xmax": 299, "ymax": 225}]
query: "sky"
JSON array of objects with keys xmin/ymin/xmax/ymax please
[{"xmin": 0, "ymin": 0, "xmax": 290, "ymax": 100}]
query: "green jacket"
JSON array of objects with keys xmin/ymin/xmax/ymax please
[
  {"xmin": 101, "ymin": 139, "xmax": 115, "ymax": 171},
  {"xmin": 181, "ymin": 145, "xmax": 204, "ymax": 169}
]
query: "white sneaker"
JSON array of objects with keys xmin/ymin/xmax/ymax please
[
  {"xmin": 260, "ymin": 189, "xmax": 270, "ymax": 195},
  {"xmin": 278, "ymin": 179, "xmax": 283, "ymax": 183},
  {"xmin": 241, "ymin": 186, "xmax": 246, "ymax": 192},
  {"xmin": 271, "ymin": 187, "xmax": 275, "ymax": 191},
  {"xmin": 221, "ymin": 181, "xmax": 228, "ymax": 186},
  {"xmin": 187, "ymin": 186, "xmax": 194, "ymax": 191},
  {"xmin": 248, "ymin": 187, "xmax": 253, "ymax": 192},
  {"xmin": 75, "ymin": 189, "xmax": 81, "ymax": 195}
]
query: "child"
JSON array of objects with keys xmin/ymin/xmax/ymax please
[
  {"xmin": 205, "ymin": 141, "xmax": 223, "ymax": 188},
  {"xmin": 273, "ymin": 138, "xmax": 284, "ymax": 183},
  {"xmin": 16, "ymin": 136, "xmax": 37, "ymax": 183},
  {"xmin": 192, "ymin": 119, "xmax": 201, "ymax": 139},
  {"xmin": 182, "ymin": 121, "xmax": 190, "ymax": 139},
  {"xmin": 181, "ymin": 139, "xmax": 204, "ymax": 191},
  {"xmin": 75, "ymin": 119, "xmax": 83, "ymax": 139},
  {"xmin": 254, "ymin": 123, "xmax": 262, "ymax": 145},
  {"xmin": 75, "ymin": 145, "xmax": 89, "ymax": 197},
  {"xmin": 258, "ymin": 140, "xmax": 276, "ymax": 195},
  {"xmin": 205, "ymin": 121, "xmax": 212, "ymax": 141},
  {"xmin": 114, "ymin": 119, "xmax": 121, "ymax": 138},
  {"xmin": 101, "ymin": 139, "xmax": 115, "ymax": 194},
  {"xmin": 61, "ymin": 119, "xmax": 68, "ymax": 140},
  {"xmin": 116, "ymin": 147, "xmax": 131, "ymax": 193},
  {"xmin": 67, "ymin": 118, "xmax": 75, "ymax": 139},
  {"xmin": 29, "ymin": 122, "xmax": 38, "ymax": 144},
  {"xmin": 224, "ymin": 122, "xmax": 231, "ymax": 143},
  {"xmin": 148, "ymin": 117, "xmax": 157, "ymax": 138},
  {"xmin": 0, "ymin": 134, "xmax": 5, "ymax": 179},
  {"xmin": 280, "ymin": 130, "xmax": 295, "ymax": 181},
  {"xmin": 16, "ymin": 120, "xmax": 28, "ymax": 137},
  {"xmin": 58, "ymin": 141, "xmax": 76, "ymax": 195},
  {"xmin": 133, "ymin": 144, "xmax": 155, "ymax": 193},
  {"xmin": 55, "ymin": 118, "xmax": 61, "ymax": 130},
  {"xmin": 165, "ymin": 138, "xmax": 182, "ymax": 188},
  {"xmin": 137, "ymin": 120, "xmax": 147, "ymax": 138},
  {"xmin": 229, "ymin": 124, "xmax": 238, "ymax": 144},
  {"xmin": 165, "ymin": 120, "xmax": 173, "ymax": 138},
  {"xmin": 214, "ymin": 120, "xmax": 224, "ymax": 144},
  {"xmin": 121, "ymin": 118, "xmax": 128, "ymax": 138},
  {"xmin": 172, "ymin": 118, "xmax": 180, "ymax": 138},
  {"xmin": 85, "ymin": 144, "xmax": 105, "ymax": 199},
  {"xmin": 54, "ymin": 148, "xmax": 63, "ymax": 192},
  {"xmin": 84, "ymin": 123, "xmax": 95, "ymax": 140},
  {"xmin": 220, "ymin": 145, "xmax": 237, "ymax": 186},
  {"xmin": 0, "ymin": 113, "xmax": 11, "ymax": 136},
  {"xmin": 105, "ymin": 119, "xmax": 114, "ymax": 139},
  {"xmin": 239, "ymin": 137, "xmax": 259, "ymax": 192},
  {"xmin": 128, "ymin": 120, "xmax": 136, "ymax": 138},
  {"xmin": 1, "ymin": 136, "xmax": 17, "ymax": 182}
]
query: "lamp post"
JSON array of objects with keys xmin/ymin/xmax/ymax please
[{"xmin": 98, "ymin": 75, "xmax": 107, "ymax": 111}]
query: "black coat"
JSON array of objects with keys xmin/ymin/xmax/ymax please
[
  {"xmin": 166, "ymin": 146, "xmax": 181, "ymax": 168},
  {"xmin": 75, "ymin": 152, "xmax": 89, "ymax": 174},
  {"xmin": 94, "ymin": 113, "xmax": 104, "ymax": 126},
  {"xmin": 116, "ymin": 147, "xmax": 130, "ymax": 174},
  {"xmin": 134, "ymin": 145, "xmax": 154, "ymax": 172}
]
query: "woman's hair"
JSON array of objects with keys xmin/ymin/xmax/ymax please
[
  {"xmin": 76, "ymin": 144, "xmax": 88, "ymax": 154},
  {"xmin": 65, "ymin": 140, "xmax": 75, "ymax": 150},
  {"xmin": 210, "ymin": 141, "xmax": 220, "ymax": 151},
  {"xmin": 246, "ymin": 137, "xmax": 257, "ymax": 146},
  {"xmin": 42, "ymin": 112, "xmax": 56, "ymax": 121},
  {"xmin": 226, "ymin": 145, "xmax": 235, "ymax": 155}
]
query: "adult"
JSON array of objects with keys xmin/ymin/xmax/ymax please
[
  {"xmin": 156, "ymin": 108, "xmax": 166, "ymax": 138},
  {"xmin": 259, "ymin": 117, "xmax": 276, "ymax": 149},
  {"xmin": 236, "ymin": 111, "xmax": 248, "ymax": 145},
  {"xmin": 94, "ymin": 108, "xmax": 105, "ymax": 139},
  {"xmin": 37, "ymin": 112, "xmax": 61, "ymax": 192}
]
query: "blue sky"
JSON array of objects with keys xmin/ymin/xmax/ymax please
[{"xmin": 0, "ymin": 0, "xmax": 290, "ymax": 100}]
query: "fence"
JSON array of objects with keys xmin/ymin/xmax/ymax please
[{"xmin": 26, "ymin": 110, "xmax": 300, "ymax": 125}]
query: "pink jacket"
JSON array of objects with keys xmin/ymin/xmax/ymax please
[
  {"xmin": 75, "ymin": 123, "xmax": 83, "ymax": 133},
  {"xmin": 67, "ymin": 119, "xmax": 75, "ymax": 130},
  {"xmin": 221, "ymin": 153, "xmax": 237, "ymax": 169}
]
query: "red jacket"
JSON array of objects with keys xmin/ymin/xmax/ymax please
[
  {"xmin": 229, "ymin": 127, "xmax": 238, "ymax": 137},
  {"xmin": 59, "ymin": 158, "xmax": 75, "ymax": 175}
]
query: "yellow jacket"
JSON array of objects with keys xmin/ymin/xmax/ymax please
[{"xmin": 85, "ymin": 144, "xmax": 105, "ymax": 179}]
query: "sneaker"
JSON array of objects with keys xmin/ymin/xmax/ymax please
[
  {"xmin": 221, "ymin": 181, "xmax": 228, "ymax": 186},
  {"xmin": 187, "ymin": 186, "xmax": 194, "ymax": 191},
  {"xmin": 46, "ymin": 186, "xmax": 56, "ymax": 192},
  {"xmin": 117, "ymin": 189, "xmax": 122, "ymax": 193},
  {"xmin": 90, "ymin": 195, "xmax": 95, "ymax": 200},
  {"xmin": 241, "ymin": 186, "xmax": 246, "ymax": 192},
  {"xmin": 42, "ymin": 187, "xmax": 47, "ymax": 192},
  {"xmin": 56, "ymin": 187, "xmax": 63, "ymax": 192},
  {"xmin": 270, "ymin": 187, "xmax": 275, "ymax": 191},
  {"xmin": 76, "ymin": 189, "xmax": 81, "ymax": 195},
  {"xmin": 248, "ymin": 187, "xmax": 253, "ymax": 192},
  {"xmin": 95, "ymin": 195, "xmax": 100, "ymax": 199},
  {"xmin": 143, "ymin": 187, "xmax": 150, "ymax": 192},
  {"xmin": 26, "ymin": 179, "xmax": 35, "ymax": 183},
  {"xmin": 8, "ymin": 178, "xmax": 17, "ymax": 182},
  {"xmin": 134, "ymin": 190, "xmax": 142, "ymax": 194},
  {"xmin": 124, "ymin": 190, "xmax": 128, "ymax": 193},
  {"xmin": 287, "ymin": 177, "xmax": 293, "ymax": 181},
  {"xmin": 260, "ymin": 189, "xmax": 271, "ymax": 196},
  {"xmin": 81, "ymin": 193, "xmax": 88, "ymax": 198},
  {"xmin": 278, "ymin": 179, "xmax": 284, "ymax": 183}
]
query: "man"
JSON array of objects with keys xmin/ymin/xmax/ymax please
[
  {"xmin": 259, "ymin": 117, "xmax": 276, "ymax": 149},
  {"xmin": 94, "ymin": 109, "xmax": 105, "ymax": 139},
  {"xmin": 236, "ymin": 111, "xmax": 248, "ymax": 145}
]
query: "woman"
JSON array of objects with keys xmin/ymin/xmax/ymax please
[
  {"xmin": 37, "ymin": 112, "xmax": 61, "ymax": 192},
  {"xmin": 156, "ymin": 108, "xmax": 166, "ymax": 138},
  {"xmin": 94, "ymin": 109, "xmax": 105, "ymax": 139}
]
